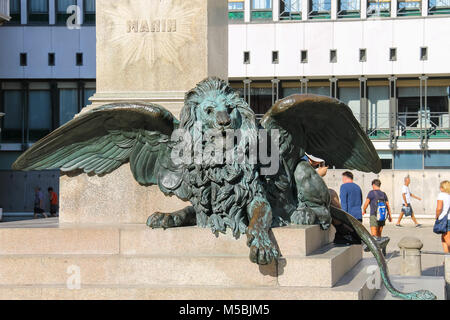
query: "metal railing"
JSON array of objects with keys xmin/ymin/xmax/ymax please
[
  {"xmin": 338, "ymin": 0, "xmax": 361, "ymax": 18},
  {"xmin": 309, "ymin": 0, "xmax": 332, "ymax": 19},
  {"xmin": 397, "ymin": 0, "xmax": 421, "ymax": 16},
  {"xmin": 367, "ymin": 0, "xmax": 391, "ymax": 17},
  {"xmin": 360, "ymin": 112, "xmax": 450, "ymax": 140},
  {"xmin": 0, "ymin": 0, "xmax": 10, "ymax": 21},
  {"xmin": 429, "ymin": 0, "xmax": 450, "ymax": 14},
  {"xmin": 280, "ymin": 0, "xmax": 302, "ymax": 20}
]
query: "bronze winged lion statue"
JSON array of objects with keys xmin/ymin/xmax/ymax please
[{"xmin": 12, "ymin": 78, "xmax": 436, "ymax": 300}]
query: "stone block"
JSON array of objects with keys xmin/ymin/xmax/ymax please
[
  {"xmin": 0, "ymin": 227, "xmax": 119, "ymax": 255},
  {"xmin": 0, "ymin": 255, "xmax": 277, "ymax": 287},
  {"xmin": 278, "ymin": 244, "xmax": 362, "ymax": 287},
  {"xmin": 120, "ymin": 224, "xmax": 331, "ymax": 257}
]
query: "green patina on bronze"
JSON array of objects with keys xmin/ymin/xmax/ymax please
[{"xmin": 12, "ymin": 77, "xmax": 436, "ymax": 300}]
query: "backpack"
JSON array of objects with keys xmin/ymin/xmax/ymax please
[{"xmin": 376, "ymin": 198, "xmax": 387, "ymax": 222}]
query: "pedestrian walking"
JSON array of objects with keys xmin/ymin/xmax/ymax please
[
  {"xmin": 340, "ymin": 171, "xmax": 363, "ymax": 222},
  {"xmin": 362, "ymin": 179, "xmax": 392, "ymax": 238},
  {"xmin": 396, "ymin": 175, "xmax": 422, "ymax": 227},
  {"xmin": 33, "ymin": 187, "xmax": 48, "ymax": 219},
  {"xmin": 435, "ymin": 181, "xmax": 450, "ymax": 253},
  {"xmin": 48, "ymin": 187, "xmax": 59, "ymax": 217}
]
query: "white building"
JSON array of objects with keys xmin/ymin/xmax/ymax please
[
  {"xmin": 0, "ymin": 1, "xmax": 449, "ymax": 212},
  {"xmin": 228, "ymin": 0, "xmax": 450, "ymax": 170}
]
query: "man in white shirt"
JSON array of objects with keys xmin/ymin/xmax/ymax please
[{"xmin": 396, "ymin": 175, "xmax": 421, "ymax": 227}]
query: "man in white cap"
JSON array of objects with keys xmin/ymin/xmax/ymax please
[{"xmin": 304, "ymin": 153, "xmax": 329, "ymax": 178}]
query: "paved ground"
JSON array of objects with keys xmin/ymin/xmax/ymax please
[{"xmin": 361, "ymin": 222, "xmax": 447, "ymax": 277}]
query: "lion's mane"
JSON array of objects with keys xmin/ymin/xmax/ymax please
[{"xmin": 178, "ymin": 78, "xmax": 263, "ymax": 237}]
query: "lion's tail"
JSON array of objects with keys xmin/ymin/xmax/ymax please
[{"xmin": 329, "ymin": 206, "xmax": 437, "ymax": 300}]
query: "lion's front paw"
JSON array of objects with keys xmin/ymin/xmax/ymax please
[
  {"xmin": 147, "ymin": 212, "xmax": 180, "ymax": 229},
  {"xmin": 291, "ymin": 208, "xmax": 316, "ymax": 225},
  {"xmin": 246, "ymin": 229, "xmax": 279, "ymax": 265}
]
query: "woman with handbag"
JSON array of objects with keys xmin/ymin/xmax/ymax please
[{"xmin": 434, "ymin": 181, "xmax": 450, "ymax": 253}]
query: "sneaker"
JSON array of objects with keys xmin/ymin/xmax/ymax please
[
  {"xmin": 415, "ymin": 224, "xmax": 422, "ymax": 228},
  {"xmin": 396, "ymin": 224, "xmax": 402, "ymax": 227}
]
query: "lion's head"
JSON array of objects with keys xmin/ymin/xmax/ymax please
[{"xmin": 180, "ymin": 77, "xmax": 256, "ymax": 133}]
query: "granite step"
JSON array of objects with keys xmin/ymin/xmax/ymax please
[
  {"xmin": 0, "ymin": 258, "xmax": 377, "ymax": 300},
  {"xmin": 0, "ymin": 245, "xmax": 360, "ymax": 288},
  {"xmin": 278, "ymin": 244, "xmax": 362, "ymax": 287},
  {"xmin": 0, "ymin": 266, "xmax": 376, "ymax": 300},
  {"xmin": 0, "ymin": 224, "xmax": 333, "ymax": 257}
]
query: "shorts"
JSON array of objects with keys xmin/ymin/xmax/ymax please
[
  {"xmin": 370, "ymin": 215, "xmax": 385, "ymax": 228},
  {"xmin": 401, "ymin": 204, "xmax": 413, "ymax": 217},
  {"xmin": 50, "ymin": 204, "xmax": 58, "ymax": 214}
]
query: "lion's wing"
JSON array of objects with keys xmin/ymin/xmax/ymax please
[
  {"xmin": 260, "ymin": 94, "xmax": 381, "ymax": 174},
  {"xmin": 12, "ymin": 103, "xmax": 181, "ymax": 186}
]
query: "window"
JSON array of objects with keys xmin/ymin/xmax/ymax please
[
  {"xmin": 309, "ymin": 0, "xmax": 331, "ymax": 19},
  {"xmin": 243, "ymin": 51, "xmax": 250, "ymax": 64},
  {"xmin": 228, "ymin": 0, "xmax": 244, "ymax": 20},
  {"xmin": 84, "ymin": 86, "xmax": 96, "ymax": 107},
  {"xmin": 48, "ymin": 53, "xmax": 55, "ymax": 66},
  {"xmin": 280, "ymin": 0, "xmax": 302, "ymax": 20},
  {"xmin": 381, "ymin": 159, "xmax": 392, "ymax": 169},
  {"xmin": 1, "ymin": 89, "xmax": 24, "ymax": 142},
  {"xmin": 59, "ymin": 88, "xmax": 78, "ymax": 125},
  {"xmin": 28, "ymin": 0, "xmax": 49, "ymax": 24},
  {"xmin": 301, "ymin": 50, "xmax": 308, "ymax": 63},
  {"xmin": 394, "ymin": 151, "xmax": 423, "ymax": 169},
  {"xmin": 330, "ymin": 49, "xmax": 337, "ymax": 63},
  {"xmin": 397, "ymin": 0, "xmax": 421, "ymax": 16},
  {"xmin": 338, "ymin": 0, "xmax": 360, "ymax": 18},
  {"xmin": 272, "ymin": 51, "xmax": 279, "ymax": 64},
  {"xmin": 424, "ymin": 151, "xmax": 450, "ymax": 169},
  {"xmin": 389, "ymin": 48, "xmax": 397, "ymax": 61},
  {"xmin": 251, "ymin": 0, "xmax": 272, "ymax": 20},
  {"xmin": 20, "ymin": 53, "xmax": 27, "ymax": 66},
  {"xmin": 29, "ymin": 88, "xmax": 52, "ymax": 141},
  {"xmin": 56, "ymin": 0, "xmax": 76, "ymax": 24},
  {"xmin": 248, "ymin": 86, "xmax": 273, "ymax": 115},
  {"xmin": 359, "ymin": 48, "xmax": 367, "ymax": 62},
  {"xmin": 8, "ymin": 0, "xmax": 21, "ymax": 24},
  {"xmin": 367, "ymin": 0, "xmax": 391, "ymax": 17},
  {"xmin": 420, "ymin": 47, "xmax": 428, "ymax": 61},
  {"xmin": 76, "ymin": 53, "xmax": 83, "ymax": 66},
  {"xmin": 429, "ymin": 0, "xmax": 450, "ymax": 15},
  {"xmin": 84, "ymin": 0, "xmax": 96, "ymax": 24}
]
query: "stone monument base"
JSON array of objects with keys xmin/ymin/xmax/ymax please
[{"xmin": 0, "ymin": 220, "xmax": 378, "ymax": 300}]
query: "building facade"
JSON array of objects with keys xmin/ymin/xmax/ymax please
[
  {"xmin": 228, "ymin": 0, "xmax": 450, "ymax": 170},
  {"xmin": 0, "ymin": 0, "xmax": 449, "ymax": 213}
]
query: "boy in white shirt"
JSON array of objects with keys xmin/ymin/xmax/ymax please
[
  {"xmin": 436, "ymin": 181, "xmax": 450, "ymax": 253},
  {"xmin": 396, "ymin": 175, "xmax": 422, "ymax": 227}
]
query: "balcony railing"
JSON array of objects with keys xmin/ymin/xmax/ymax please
[
  {"xmin": 229, "ymin": 0, "xmax": 245, "ymax": 20},
  {"xmin": 429, "ymin": 0, "xmax": 450, "ymax": 14},
  {"xmin": 338, "ymin": 0, "xmax": 361, "ymax": 18},
  {"xmin": 363, "ymin": 112, "xmax": 450, "ymax": 140},
  {"xmin": 0, "ymin": 0, "xmax": 11, "ymax": 24},
  {"xmin": 280, "ymin": 0, "xmax": 302, "ymax": 20},
  {"xmin": 397, "ymin": 0, "xmax": 421, "ymax": 16},
  {"xmin": 309, "ymin": 0, "xmax": 332, "ymax": 19},
  {"xmin": 367, "ymin": 0, "xmax": 391, "ymax": 17}
]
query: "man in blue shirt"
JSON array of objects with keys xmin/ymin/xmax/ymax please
[{"xmin": 340, "ymin": 171, "xmax": 363, "ymax": 222}]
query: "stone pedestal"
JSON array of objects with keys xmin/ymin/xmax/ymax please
[
  {"xmin": 0, "ymin": 222, "xmax": 377, "ymax": 300},
  {"xmin": 398, "ymin": 237, "xmax": 423, "ymax": 277},
  {"xmin": 60, "ymin": 0, "xmax": 228, "ymax": 224}
]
